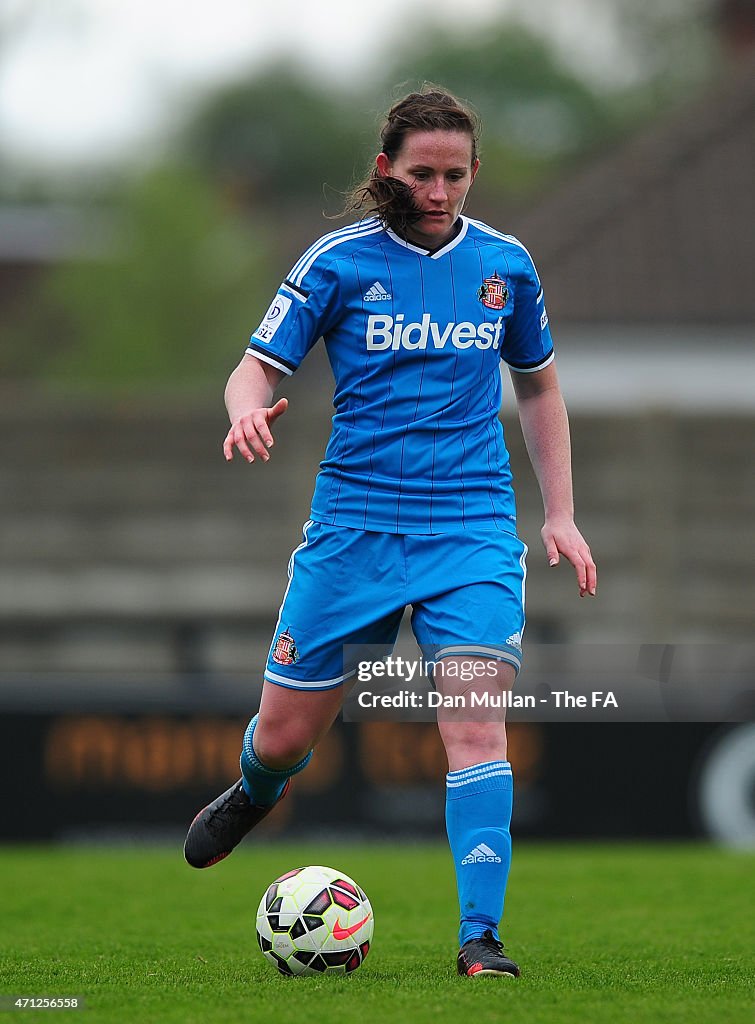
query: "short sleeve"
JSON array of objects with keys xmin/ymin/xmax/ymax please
[
  {"xmin": 246, "ymin": 255, "xmax": 341, "ymax": 376},
  {"xmin": 500, "ymin": 252, "xmax": 554, "ymax": 374}
]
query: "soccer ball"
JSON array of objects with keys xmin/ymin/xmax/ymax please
[{"xmin": 255, "ymin": 865, "xmax": 373, "ymax": 976}]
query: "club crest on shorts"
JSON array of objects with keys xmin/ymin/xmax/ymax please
[
  {"xmin": 272, "ymin": 628, "xmax": 299, "ymax": 665},
  {"xmin": 478, "ymin": 271, "xmax": 509, "ymax": 310}
]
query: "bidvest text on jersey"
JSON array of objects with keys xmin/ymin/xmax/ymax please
[{"xmin": 366, "ymin": 314, "xmax": 504, "ymax": 351}]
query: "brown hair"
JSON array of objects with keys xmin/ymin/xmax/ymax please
[{"xmin": 344, "ymin": 85, "xmax": 481, "ymax": 235}]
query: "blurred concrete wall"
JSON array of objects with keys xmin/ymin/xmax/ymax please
[{"xmin": 1, "ymin": 342, "xmax": 752, "ymax": 678}]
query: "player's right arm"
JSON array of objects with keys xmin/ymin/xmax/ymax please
[
  {"xmin": 226, "ymin": 229, "xmax": 344, "ymax": 463},
  {"xmin": 223, "ymin": 354, "xmax": 287, "ymax": 464}
]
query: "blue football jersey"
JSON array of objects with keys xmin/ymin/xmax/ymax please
[{"xmin": 246, "ymin": 215, "xmax": 554, "ymax": 534}]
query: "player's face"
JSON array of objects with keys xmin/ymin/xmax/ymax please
[{"xmin": 376, "ymin": 130, "xmax": 479, "ymax": 248}]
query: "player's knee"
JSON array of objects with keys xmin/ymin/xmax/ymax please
[
  {"xmin": 253, "ymin": 724, "xmax": 313, "ymax": 770},
  {"xmin": 440, "ymin": 721, "xmax": 506, "ymax": 764}
]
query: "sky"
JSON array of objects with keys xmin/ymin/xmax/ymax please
[{"xmin": 0, "ymin": 0, "xmax": 636, "ymax": 168}]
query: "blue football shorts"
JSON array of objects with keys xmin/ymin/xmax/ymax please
[{"xmin": 263, "ymin": 520, "xmax": 528, "ymax": 690}]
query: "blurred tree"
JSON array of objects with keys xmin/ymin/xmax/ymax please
[
  {"xmin": 35, "ymin": 167, "xmax": 275, "ymax": 388},
  {"xmin": 376, "ymin": 26, "xmax": 628, "ymax": 203},
  {"xmin": 179, "ymin": 23, "xmax": 667, "ymax": 215},
  {"xmin": 183, "ymin": 70, "xmax": 366, "ymax": 210},
  {"xmin": 599, "ymin": 0, "xmax": 720, "ymax": 98}
]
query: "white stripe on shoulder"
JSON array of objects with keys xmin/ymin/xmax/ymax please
[
  {"xmin": 288, "ymin": 219, "xmax": 380, "ymax": 282},
  {"xmin": 291, "ymin": 221, "xmax": 384, "ymax": 287},
  {"xmin": 289, "ymin": 218, "xmax": 382, "ymax": 287},
  {"xmin": 467, "ymin": 218, "xmax": 541, "ymax": 285},
  {"xmin": 288, "ymin": 221, "xmax": 371, "ymax": 282}
]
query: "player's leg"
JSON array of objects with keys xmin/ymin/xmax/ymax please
[
  {"xmin": 185, "ymin": 521, "xmax": 404, "ymax": 868},
  {"xmin": 435, "ymin": 658, "xmax": 519, "ymax": 976},
  {"xmin": 435, "ymin": 658, "xmax": 511, "ymax": 769},
  {"xmin": 408, "ymin": 528, "xmax": 526, "ymax": 976},
  {"xmin": 239, "ymin": 680, "xmax": 345, "ymax": 807},
  {"xmin": 244, "ymin": 521, "xmax": 402, "ymax": 802},
  {"xmin": 184, "ymin": 682, "xmax": 344, "ymax": 869}
]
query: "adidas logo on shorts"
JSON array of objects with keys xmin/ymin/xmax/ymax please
[
  {"xmin": 462, "ymin": 843, "xmax": 502, "ymax": 865},
  {"xmin": 363, "ymin": 281, "xmax": 392, "ymax": 302},
  {"xmin": 506, "ymin": 632, "xmax": 522, "ymax": 652}
]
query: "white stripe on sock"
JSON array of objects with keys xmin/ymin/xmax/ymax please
[
  {"xmin": 447, "ymin": 760, "xmax": 510, "ymax": 781},
  {"xmin": 446, "ymin": 769, "xmax": 512, "ymax": 788}
]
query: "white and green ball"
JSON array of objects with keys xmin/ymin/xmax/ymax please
[{"xmin": 256, "ymin": 865, "xmax": 373, "ymax": 976}]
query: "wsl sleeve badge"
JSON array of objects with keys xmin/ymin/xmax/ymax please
[
  {"xmin": 272, "ymin": 628, "xmax": 299, "ymax": 666},
  {"xmin": 477, "ymin": 271, "xmax": 509, "ymax": 310},
  {"xmin": 255, "ymin": 293, "xmax": 292, "ymax": 343}
]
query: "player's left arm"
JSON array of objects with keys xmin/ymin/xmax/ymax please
[{"xmin": 510, "ymin": 361, "xmax": 597, "ymax": 597}]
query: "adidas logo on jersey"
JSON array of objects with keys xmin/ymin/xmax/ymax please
[
  {"xmin": 462, "ymin": 843, "xmax": 502, "ymax": 866},
  {"xmin": 366, "ymin": 313, "xmax": 503, "ymax": 351},
  {"xmin": 363, "ymin": 281, "xmax": 392, "ymax": 301}
]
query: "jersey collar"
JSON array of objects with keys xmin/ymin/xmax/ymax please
[{"xmin": 386, "ymin": 216, "xmax": 468, "ymax": 259}]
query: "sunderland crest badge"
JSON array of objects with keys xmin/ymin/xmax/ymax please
[
  {"xmin": 272, "ymin": 628, "xmax": 299, "ymax": 666},
  {"xmin": 478, "ymin": 271, "xmax": 509, "ymax": 310}
]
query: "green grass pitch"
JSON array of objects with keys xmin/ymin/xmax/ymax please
[{"xmin": 0, "ymin": 843, "xmax": 752, "ymax": 1023}]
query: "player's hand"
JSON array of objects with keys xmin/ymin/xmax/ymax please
[
  {"xmin": 223, "ymin": 398, "xmax": 289, "ymax": 463},
  {"xmin": 541, "ymin": 516, "xmax": 597, "ymax": 597}
]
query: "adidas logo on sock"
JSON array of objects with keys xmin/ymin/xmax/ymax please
[
  {"xmin": 363, "ymin": 281, "xmax": 392, "ymax": 301},
  {"xmin": 461, "ymin": 843, "xmax": 502, "ymax": 865}
]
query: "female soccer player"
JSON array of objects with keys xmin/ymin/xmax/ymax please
[{"xmin": 185, "ymin": 87, "xmax": 596, "ymax": 978}]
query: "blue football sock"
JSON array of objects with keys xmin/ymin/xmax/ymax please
[
  {"xmin": 239, "ymin": 714, "xmax": 312, "ymax": 807},
  {"xmin": 445, "ymin": 760, "xmax": 513, "ymax": 947}
]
